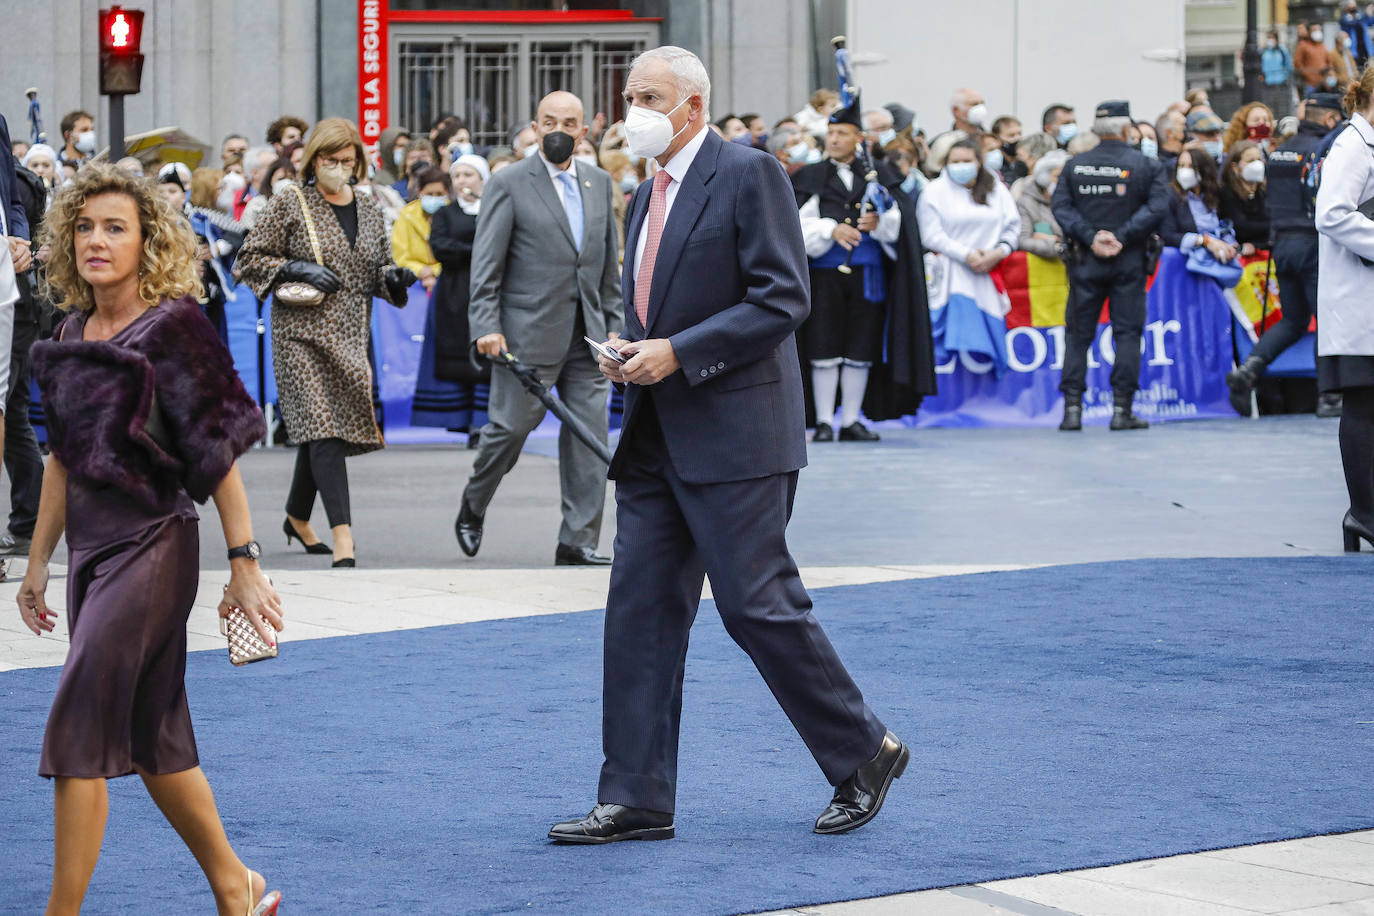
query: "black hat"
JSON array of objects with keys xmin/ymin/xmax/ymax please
[
  {"xmin": 1308, "ymin": 91, "xmax": 1345, "ymax": 112},
  {"xmin": 1095, "ymin": 100, "xmax": 1131, "ymax": 119},
  {"xmin": 830, "ymin": 95, "xmax": 863, "ymax": 130},
  {"xmin": 884, "ymin": 102, "xmax": 916, "ymax": 133}
]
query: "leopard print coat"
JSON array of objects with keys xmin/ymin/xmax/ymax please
[{"xmin": 237, "ymin": 183, "xmax": 402, "ymax": 455}]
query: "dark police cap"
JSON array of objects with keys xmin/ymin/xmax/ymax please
[
  {"xmin": 884, "ymin": 102, "xmax": 916, "ymax": 133},
  {"xmin": 1308, "ymin": 92, "xmax": 1344, "ymax": 112},
  {"xmin": 1095, "ymin": 100, "xmax": 1131, "ymax": 119},
  {"xmin": 830, "ymin": 95, "xmax": 863, "ymax": 130}
]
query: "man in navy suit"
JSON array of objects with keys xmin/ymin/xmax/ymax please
[{"xmin": 548, "ymin": 47, "xmax": 907, "ymax": 844}]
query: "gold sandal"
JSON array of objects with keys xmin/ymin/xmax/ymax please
[{"xmin": 246, "ymin": 868, "xmax": 282, "ymax": 916}]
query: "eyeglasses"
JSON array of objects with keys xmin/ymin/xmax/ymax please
[{"xmin": 319, "ymin": 155, "xmax": 357, "ymax": 170}]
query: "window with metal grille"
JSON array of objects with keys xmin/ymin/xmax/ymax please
[{"xmin": 394, "ymin": 24, "xmax": 657, "ymax": 150}]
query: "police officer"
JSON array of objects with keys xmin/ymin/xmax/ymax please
[
  {"xmin": 1051, "ymin": 100, "xmax": 1171, "ymax": 431},
  {"xmin": 1227, "ymin": 92, "xmax": 1345, "ymax": 417}
]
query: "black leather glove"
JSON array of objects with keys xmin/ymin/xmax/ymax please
[
  {"xmin": 277, "ymin": 260, "xmax": 342, "ymax": 295},
  {"xmin": 384, "ymin": 266, "xmax": 418, "ymax": 304}
]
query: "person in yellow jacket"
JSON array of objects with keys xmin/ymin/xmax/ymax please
[{"xmin": 390, "ymin": 165, "xmax": 450, "ymax": 292}]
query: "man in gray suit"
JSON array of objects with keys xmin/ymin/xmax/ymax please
[{"xmin": 457, "ymin": 90, "xmax": 622, "ymax": 565}]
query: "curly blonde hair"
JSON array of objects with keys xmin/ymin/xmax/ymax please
[{"xmin": 40, "ymin": 161, "xmax": 202, "ymax": 312}]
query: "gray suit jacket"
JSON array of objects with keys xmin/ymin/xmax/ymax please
[{"xmin": 468, "ymin": 153, "xmax": 622, "ymax": 365}]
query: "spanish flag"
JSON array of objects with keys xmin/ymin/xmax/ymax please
[{"xmin": 997, "ymin": 251, "xmax": 1071, "ymax": 328}]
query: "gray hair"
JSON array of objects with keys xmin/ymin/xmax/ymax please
[
  {"xmin": 630, "ymin": 46, "xmax": 712, "ymax": 120},
  {"xmin": 246, "ymin": 146, "xmax": 276, "ymax": 170},
  {"xmin": 1016, "ymin": 131, "xmax": 1058, "ymax": 162},
  {"xmin": 1033, "ymin": 149, "xmax": 1069, "ymax": 185},
  {"xmin": 1093, "ymin": 116, "xmax": 1133, "ymax": 139},
  {"xmin": 766, "ymin": 126, "xmax": 800, "ymax": 155}
]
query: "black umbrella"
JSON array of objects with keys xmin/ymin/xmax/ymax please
[{"xmin": 486, "ymin": 350, "xmax": 614, "ymax": 465}]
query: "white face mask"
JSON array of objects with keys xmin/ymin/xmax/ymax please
[
  {"xmin": 1241, "ymin": 159, "xmax": 1266, "ymax": 183},
  {"xmin": 1176, "ymin": 167, "xmax": 1200, "ymax": 191},
  {"xmin": 75, "ymin": 130, "xmax": 97, "ymax": 154},
  {"xmin": 522, "ymin": 142, "xmax": 539, "ymax": 159},
  {"xmin": 221, "ymin": 171, "xmax": 246, "ymax": 192},
  {"xmin": 574, "ymin": 153, "xmax": 598, "ymax": 170},
  {"xmin": 624, "ymin": 97, "xmax": 690, "ymax": 160},
  {"xmin": 966, "ymin": 103, "xmax": 990, "ymax": 129},
  {"xmin": 1311, "ymin": 29, "xmax": 1324, "ymax": 42}
]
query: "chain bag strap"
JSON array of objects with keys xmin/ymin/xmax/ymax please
[{"xmin": 273, "ymin": 183, "xmax": 328, "ymax": 307}]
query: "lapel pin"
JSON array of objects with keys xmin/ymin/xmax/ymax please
[{"xmin": 584, "ymin": 180, "xmax": 591, "ymax": 188}]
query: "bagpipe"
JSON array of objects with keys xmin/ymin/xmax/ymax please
[{"xmin": 831, "ymin": 36, "xmax": 893, "ymax": 275}]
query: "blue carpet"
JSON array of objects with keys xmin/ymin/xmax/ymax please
[{"xmin": 1, "ymin": 557, "xmax": 1371, "ymax": 914}]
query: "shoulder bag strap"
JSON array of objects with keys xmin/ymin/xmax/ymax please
[{"xmin": 286, "ymin": 183, "xmax": 325, "ymax": 267}]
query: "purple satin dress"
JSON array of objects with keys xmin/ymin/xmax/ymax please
[{"xmin": 35, "ymin": 303, "xmax": 261, "ymax": 779}]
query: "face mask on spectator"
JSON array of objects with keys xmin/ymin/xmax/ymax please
[
  {"xmin": 420, "ymin": 194, "xmax": 448, "ymax": 214},
  {"xmin": 1176, "ymin": 167, "xmax": 1199, "ymax": 190},
  {"xmin": 1140, "ymin": 138, "xmax": 1159, "ymax": 159},
  {"xmin": 966, "ymin": 104, "xmax": 990, "ymax": 129},
  {"xmin": 453, "ymin": 142, "xmax": 473, "ymax": 157},
  {"xmin": 1204, "ymin": 140, "xmax": 1223, "ymax": 159},
  {"xmin": 1247, "ymin": 123, "xmax": 1272, "ymax": 142},
  {"xmin": 394, "ymin": 148, "xmax": 406, "ymax": 167},
  {"xmin": 620, "ymin": 173, "xmax": 638, "ymax": 193},
  {"xmin": 75, "ymin": 130, "xmax": 97, "ymax": 154},
  {"xmin": 1312, "ymin": 28, "xmax": 1325, "ymax": 41},
  {"xmin": 805, "ymin": 147, "xmax": 823, "ymax": 164},
  {"xmin": 877, "ymin": 128, "xmax": 897, "ymax": 146},
  {"xmin": 315, "ymin": 161, "xmax": 349, "ymax": 194},
  {"xmin": 984, "ymin": 148, "xmax": 1004, "ymax": 172},
  {"xmin": 900, "ymin": 171, "xmax": 919, "ymax": 194},
  {"xmin": 787, "ymin": 140, "xmax": 810, "ymax": 162},
  {"xmin": 946, "ymin": 161, "xmax": 979, "ymax": 186},
  {"xmin": 217, "ymin": 172, "xmax": 246, "ymax": 211},
  {"xmin": 574, "ymin": 153, "xmax": 598, "ymax": 169},
  {"xmin": 1241, "ymin": 159, "xmax": 1266, "ymax": 183},
  {"xmin": 1035, "ymin": 168, "xmax": 1055, "ymax": 189},
  {"xmin": 1057, "ymin": 123, "xmax": 1079, "ymax": 144},
  {"xmin": 1267, "ymin": 38, "xmax": 1278, "ymax": 48}
]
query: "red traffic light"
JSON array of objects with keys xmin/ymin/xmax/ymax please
[{"xmin": 99, "ymin": 7, "xmax": 144, "ymax": 54}]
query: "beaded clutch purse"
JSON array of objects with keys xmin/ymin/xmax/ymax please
[{"xmin": 220, "ymin": 606, "xmax": 279, "ymax": 666}]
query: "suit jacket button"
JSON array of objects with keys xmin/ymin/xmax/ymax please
[
  {"xmin": 709, "ymin": 366, "xmax": 716, "ymax": 373},
  {"xmin": 717, "ymin": 362, "xmax": 725, "ymax": 369},
  {"xmin": 699, "ymin": 369, "xmax": 709, "ymax": 377}
]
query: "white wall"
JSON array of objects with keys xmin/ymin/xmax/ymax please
[
  {"xmin": 0, "ymin": 0, "xmax": 317, "ymax": 162},
  {"xmin": 847, "ymin": 0, "xmax": 1186, "ymax": 138}
]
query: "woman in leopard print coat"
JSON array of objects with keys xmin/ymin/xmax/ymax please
[{"xmin": 237, "ymin": 118, "xmax": 414, "ymax": 567}]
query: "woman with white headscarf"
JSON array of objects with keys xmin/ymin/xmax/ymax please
[
  {"xmin": 21, "ymin": 144, "xmax": 59, "ymax": 211},
  {"xmin": 411, "ymin": 153, "xmax": 491, "ymax": 440}
]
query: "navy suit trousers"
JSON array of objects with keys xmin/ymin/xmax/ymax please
[{"xmin": 598, "ymin": 394, "xmax": 886, "ymax": 813}]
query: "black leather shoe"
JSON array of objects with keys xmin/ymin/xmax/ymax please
[
  {"xmin": 555, "ymin": 544, "xmax": 612, "ymax": 566},
  {"xmin": 812, "ymin": 424, "xmax": 834, "ymax": 442},
  {"xmin": 838, "ymin": 421, "xmax": 880, "ymax": 442},
  {"xmin": 1317, "ymin": 393, "xmax": 1343, "ymax": 419},
  {"xmin": 1343, "ymin": 510, "xmax": 1374, "ymax": 552},
  {"xmin": 1059, "ymin": 405, "xmax": 1082, "ymax": 431},
  {"xmin": 814, "ymin": 730, "xmax": 909, "ymax": 835},
  {"xmin": 455, "ymin": 497, "xmax": 483, "ymax": 558},
  {"xmin": 548, "ymin": 804, "xmax": 674, "ymax": 844}
]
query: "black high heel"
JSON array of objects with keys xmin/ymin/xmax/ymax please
[
  {"xmin": 1342, "ymin": 511, "xmax": 1374, "ymax": 553},
  {"xmin": 283, "ymin": 518, "xmax": 332, "ymax": 555},
  {"xmin": 332, "ymin": 557, "xmax": 356, "ymax": 568}
]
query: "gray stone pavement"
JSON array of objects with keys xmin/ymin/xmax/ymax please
[
  {"xmin": 4, "ymin": 414, "xmax": 1367, "ymax": 914},
  {"xmin": 184, "ymin": 413, "xmax": 1346, "ymax": 572}
]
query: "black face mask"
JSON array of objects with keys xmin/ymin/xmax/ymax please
[{"xmin": 542, "ymin": 130, "xmax": 575, "ymax": 164}]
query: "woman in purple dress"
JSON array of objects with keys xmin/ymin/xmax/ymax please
[{"xmin": 16, "ymin": 162, "xmax": 285, "ymax": 916}]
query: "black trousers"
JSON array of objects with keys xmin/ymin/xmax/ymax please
[
  {"xmin": 285, "ymin": 438, "xmax": 351, "ymax": 528},
  {"xmin": 4, "ymin": 347, "xmax": 43, "ymax": 537},
  {"xmin": 1060, "ymin": 257, "xmax": 1148, "ymax": 398},
  {"xmin": 598, "ymin": 396, "xmax": 886, "ymax": 814},
  {"xmin": 805, "ymin": 268, "xmax": 885, "ymax": 365},
  {"xmin": 1252, "ymin": 233, "xmax": 1318, "ymax": 364}
]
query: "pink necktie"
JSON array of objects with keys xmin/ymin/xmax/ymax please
[{"xmin": 635, "ymin": 170, "xmax": 673, "ymax": 326}]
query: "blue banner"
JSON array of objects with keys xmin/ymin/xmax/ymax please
[{"xmin": 913, "ymin": 249, "xmax": 1235, "ymax": 428}]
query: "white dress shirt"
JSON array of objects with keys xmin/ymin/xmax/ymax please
[
  {"xmin": 539, "ymin": 151, "xmax": 578, "ymax": 208},
  {"xmin": 633, "ymin": 124, "xmax": 711, "ymax": 283}
]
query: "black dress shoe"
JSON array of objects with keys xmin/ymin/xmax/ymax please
[
  {"xmin": 555, "ymin": 544, "xmax": 612, "ymax": 566},
  {"xmin": 812, "ymin": 424, "xmax": 834, "ymax": 442},
  {"xmin": 548, "ymin": 804, "xmax": 674, "ymax": 844},
  {"xmin": 1343, "ymin": 510, "xmax": 1374, "ymax": 552},
  {"xmin": 814, "ymin": 730, "xmax": 909, "ymax": 835},
  {"xmin": 455, "ymin": 497, "xmax": 483, "ymax": 558},
  {"xmin": 838, "ymin": 421, "xmax": 880, "ymax": 442}
]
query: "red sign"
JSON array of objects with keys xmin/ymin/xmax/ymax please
[{"xmin": 358, "ymin": 0, "xmax": 388, "ymax": 164}]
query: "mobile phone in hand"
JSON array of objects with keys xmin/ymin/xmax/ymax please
[{"xmin": 584, "ymin": 336, "xmax": 627, "ymax": 363}]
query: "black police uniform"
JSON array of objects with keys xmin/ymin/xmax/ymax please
[
  {"xmin": 1252, "ymin": 118, "xmax": 1331, "ymax": 364},
  {"xmin": 1051, "ymin": 136, "xmax": 1170, "ymax": 407}
]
